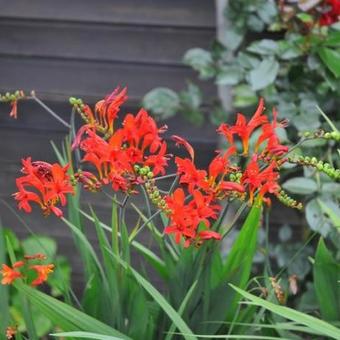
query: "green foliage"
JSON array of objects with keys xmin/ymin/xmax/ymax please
[
  {"xmin": 232, "ymin": 285, "xmax": 340, "ymax": 339},
  {"xmin": 313, "ymin": 238, "xmax": 340, "ymax": 321}
]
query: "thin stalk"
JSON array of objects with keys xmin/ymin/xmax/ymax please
[
  {"xmin": 153, "ymin": 173, "xmax": 177, "ymax": 181},
  {"xmin": 29, "ymin": 94, "xmax": 71, "ymax": 129},
  {"xmin": 264, "ymin": 208, "xmax": 273, "ymax": 277},
  {"xmin": 168, "ymin": 175, "xmax": 179, "ymax": 194},
  {"xmin": 141, "ymin": 185, "xmax": 152, "ymax": 218},
  {"xmin": 70, "ymin": 107, "xmax": 81, "ymax": 167},
  {"xmin": 130, "ymin": 209, "xmax": 162, "ymax": 242},
  {"xmin": 221, "ymin": 203, "xmax": 248, "ymax": 240}
]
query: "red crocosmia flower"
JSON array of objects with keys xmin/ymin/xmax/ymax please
[
  {"xmin": 198, "ymin": 230, "xmax": 222, "ymax": 241},
  {"xmin": 95, "ymin": 87, "xmax": 127, "ymax": 133},
  {"xmin": 219, "ymin": 181, "xmax": 245, "ymax": 192},
  {"xmin": 164, "ymin": 188, "xmax": 196, "ymax": 245},
  {"xmin": 172, "ymin": 135, "xmax": 195, "ymax": 160},
  {"xmin": 145, "ymin": 142, "xmax": 171, "ymax": 176},
  {"xmin": 30, "ymin": 264, "xmax": 54, "ymax": 286},
  {"xmin": 9, "ymin": 101, "xmax": 18, "ymax": 119},
  {"xmin": 72, "ymin": 87, "xmax": 128, "ymax": 149},
  {"xmin": 164, "ymin": 188, "xmax": 222, "ymax": 246},
  {"xmin": 256, "ymin": 108, "xmax": 289, "ymax": 157},
  {"xmin": 320, "ymin": 0, "xmax": 340, "ymax": 26},
  {"xmin": 14, "ymin": 158, "xmax": 74, "ymax": 217},
  {"xmin": 0, "ymin": 263, "xmax": 24, "ymax": 285},
  {"xmin": 241, "ymin": 157, "xmax": 280, "ymax": 204},
  {"xmin": 175, "ymin": 157, "xmax": 208, "ymax": 193},
  {"xmin": 6, "ymin": 326, "xmax": 17, "ymax": 340},
  {"xmin": 76, "ymin": 96, "xmax": 170, "ymax": 192},
  {"xmin": 218, "ymin": 98, "xmax": 268, "ymax": 154},
  {"xmin": 24, "ymin": 253, "xmax": 47, "ymax": 261},
  {"xmin": 189, "ymin": 191, "xmax": 220, "ymax": 227}
]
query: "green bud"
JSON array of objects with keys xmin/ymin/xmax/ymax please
[
  {"xmin": 317, "ymin": 162, "xmax": 323, "ymax": 171},
  {"xmin": 303, "ymin": 131, "xmax": 311, "ymax": 137},
  {"xmin": 69, "ymin": 97, "xmax": 77, "ymax": 105}
]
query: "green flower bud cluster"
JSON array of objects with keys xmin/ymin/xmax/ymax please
[
  {"xmin": 0, "ymin": 90, "xmax": 25, "ymax": 103},
  {"xmin": 69, "ymin": 96, "xmax": 89, "ymax": 122},
  {"xmin": 288, "ymin": 156, "xmax": 340, "ymax": 181},
  {"xmin": 229, "ymin": 172, "xmax": 242, "ymax": 183},
  {"xmin": 303, "ymin": 129, "xmax": 340, "ymax": 142},
  {"xmin": 134, "ymin": 165, "xmax": 169, "ymax": 212},
  {"xmin": 276, "ymin": 189, "xmax": 303, "ymax": 210}
]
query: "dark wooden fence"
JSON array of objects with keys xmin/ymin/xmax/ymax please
[{"xmin": 0, "ymin": 0, "xmax": 218, "ymax": 289}]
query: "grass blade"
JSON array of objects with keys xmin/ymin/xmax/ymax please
[
  {"xmin": 106, "ymin": 249, "xmax": 198, "ymax": 340},
  {"xmin": 16, "ymin": 283, "xmax": 131, "ymax": 339},
  {"xmin": 231, "ymin": 284, "xmax": 340, "ymax": 339},
  {"xmin": 51, "ymin": 331, "xmax": 123, "ymax": 339}
]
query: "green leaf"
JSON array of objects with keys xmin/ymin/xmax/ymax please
[
  {"xmin": 165, "ymin": 280, "xmax": 198, "ymax": 340},
  {"xmin": 179, "ymin": 82, "xmax": 204, "ymax": 126},
  {"xmin": 22, "ymin": 236, "xmax": 57, "ymax": 259},
  {"xmin": 233, "ymin": 84, "xmax": 258, "ymax": 108},
  {"xmin": 314, "ymin": 238, "xmax": 340, "ymax": 321},
  {"xmin": 216, "ymin": 65, "xmax": 243, "ymax": 85},
  {"xmin": 321, "ymin": 182, "xmax": 340, "ymax": 196},
  {"xmin": 106, "ymin": 250, "xmax": 197, "ymax": 340},
  {"xmin": 317, "ymin": 199, "xmax": 340, "ymax": 228},
  {"xmin": 231, "ymin": 285, "xmax": 340, "ymax": 339},
  {"xmin": 223, "ymin": 204, "xmax": 262, "ymax": 321},
  {"xmin": 324, "ymin": 31, "xmax": 340, "ymax": 47},
  {"xmin": 277, "ymin": 41, "xmax": 302, "ymax": 60},
  {"xmin": 143, "ymin": 88, "xmax": 180, "ymax": 120},
  {"xmin": 282, "ymin": 177, "xmax": 318, "ymax": 195},
  {"xmin": 16, "ymin": 284, "xmax": 130, "ymax": 339},
  {"xmin": 306, "ymin": 199, "xmax": 332, "ymax": 237},
  {"xmin": 318, "ymin": 47, "xmax": 340, "ymax": 77},
  {"xmin": 183, "ymin": 48, "xmax": 215, "ymax": 79},
  {"xmin": 51, "ymin": 332, "xmax": 123, "ymax": 339},
  {"xmin": 247, "ymin": 40, "xmax": 278, "ymax": 56},
  {"xmin": 296, "ymin": 13, "xmax": 314, "ymax": 23},
  {"xmin": 249, "ymin": 58, "xmax": 279, "ymax": 91}
]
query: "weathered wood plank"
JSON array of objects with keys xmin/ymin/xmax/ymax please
[
  {"xmin": 0, "ymin": 0, "xmax": 215, "ymax": 28},
  {"xmin": 0, "ymin": 20, "xmax": 214, "ymax": 65},
  {"xmin": 0, "ymin": 56, "xmax": 215, "ymax": 101}
]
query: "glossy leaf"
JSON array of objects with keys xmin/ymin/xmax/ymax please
[
  {"xmin": 314, "ymin": 238, "xmax": 340, "ymax": 321},
  {"xmin": 249, "ymin": 58, "xmax": 279, "ymax": 90},
  {"xmin": 282, "ymin": 177, "xmax": 318, "ymax": 195},
  {"xmin": 318, "ymin": 47, "xmax": 340, "ymax": 77}
]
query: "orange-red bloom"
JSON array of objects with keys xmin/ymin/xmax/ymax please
[
  {"xmin": 14, "ymin": 158, "xmax": 74, "ymax": 217},
  {"xmin": 241, "ymin": 157, "xmax": 280, "ymax": 205},
  {"xmin": 30, "ymin": 264, "xmax": 54, "ymax": 286},
  {"xmin": 319, "ymin": 0, "xmax": 340, "ymax": 26},
  {"xmin": 74, "ymin": 92, "xmax": 170, "ymax": 193},
  {"xmin": 218, "ymin": 98, "xmax": 267, "ymax": 154},
  {"xmin": 0, "ymin": 262, "xmax": 24, "ymax": 285},
  {"xmin": 164, "ymin": 188, "xmax": 221, "ymax": 246},
  {"xmin": 6, "ymin": 326, "xmax": 17, "ymax": 339}
]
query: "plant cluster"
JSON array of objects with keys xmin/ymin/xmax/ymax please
[{"xmin": 0, "ymin": 89, "xmax": 339, "ymax": 339}]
